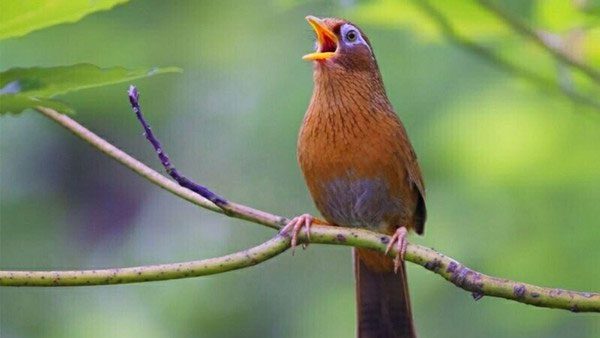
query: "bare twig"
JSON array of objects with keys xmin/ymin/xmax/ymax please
[{"xmin": 128, "ymin": 86, "xmax": 228, "ymax": 207}]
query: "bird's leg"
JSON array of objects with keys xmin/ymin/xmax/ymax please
[
  {"xmin": 384, "ymin": 226, "xmax": 408, "ymax": 273},
  {"xmin": 279, "ymin": 214, "xmax": 316, "ymax": 254}
]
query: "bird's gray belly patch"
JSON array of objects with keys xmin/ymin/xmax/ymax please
[{"xmin": 319, "ymin": 177, "xmax": 403, "ymax": 228}]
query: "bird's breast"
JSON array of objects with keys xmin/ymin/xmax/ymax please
[{"xmin": 298, "ymin": 104, "xmax": 414, "ymax": 233}]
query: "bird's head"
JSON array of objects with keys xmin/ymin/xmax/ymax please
[{"xmin": 303, "ymin": 16, "xmax": 378, "ymax": 73}]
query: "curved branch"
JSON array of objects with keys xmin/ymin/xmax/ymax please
[
  {"xmin": 22, "ymin": 104, "xmax": 599, "ymax": 313},
  {"xmin": 0, "ymin": 234, "xmax": 290, "ymax": 287},
  {"xmin": 1, "ymin": 225, "xmax": 599, "ymax": 312},
  {"xmin": 478, "ymin": 0, "xmax": 600, "ymax": 86}
]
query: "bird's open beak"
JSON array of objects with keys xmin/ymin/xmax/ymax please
[{"xmin": 303, "ymin": 16, "xmax": 338, "ymax": 61}]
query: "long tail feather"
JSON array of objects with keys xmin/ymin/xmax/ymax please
[{"xmin": 354, "ymin": 248, "xmax": 416, "ymax": 338}]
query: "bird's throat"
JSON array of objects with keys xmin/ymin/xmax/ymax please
[{"xmin": 309, "ymin": 67, "xmax": 391, "ymax": 123}]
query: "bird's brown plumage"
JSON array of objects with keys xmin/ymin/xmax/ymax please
[{"xmin": 298, "ymin": 16, "xmax": 426, "ymax": 337}]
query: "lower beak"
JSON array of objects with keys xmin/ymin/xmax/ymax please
[{"xmin": 303, "ymin": 16, "xmax": 338, "ymax": 61}]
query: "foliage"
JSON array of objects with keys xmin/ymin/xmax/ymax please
[
  {"xmin": 1, "ymin": 1, "xmax": 599, "ymax": 338},
  {"xmin": 349, "ymin": 0, "xmax": 600, "ymax": 96},
  {"xmin": 0, "ymin": 0, "xmax": 129, "ymax": 40},
  {"xmin": 0, "ymin": 64, "xmax": 180, "ymax": 115}
]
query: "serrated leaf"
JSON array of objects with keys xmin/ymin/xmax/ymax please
[
  {"xmin": 0, "ymin": 64, "xmax": 181, "ymax": 115},
  {"xmin": 0, "ymin": 0, "xmax": 130, "ymax": 41}
]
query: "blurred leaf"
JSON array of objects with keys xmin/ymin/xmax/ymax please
[
  {"xmin": 534, "ymin": 0, "xmax": 600, "ymax": 30},
  {"xmin": 0, "ymin": 64, "xmax": 182, "ymax": 97},
  {"xmin": 0, "ymin": 64, "xmax": 181, "ymax": 115},
  {"xmin": 349, "ymin": 0, "xmax": 511, "ymax": 42},
  {"xmin": 583, "ymin": 27, "xmax": 600, "ymax": 66},
  {"xmin": 347, "ymin": 0, "xmax": 440, "ymax": 40},
  {"xmin": 0, "ymin": 94, "xmax": 74, "ymax": 115},
  {"xmin": 535, "ymin": 0, "xmax": 586, "ymax": 30},
  {"xmin": 578, "ymin": 0, "xmax": 600, "ymax": 15},
  {"xmin": 0, "ymin": 0, "xmax": 130, "ymax": 41}
]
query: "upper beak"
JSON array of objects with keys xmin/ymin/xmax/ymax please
[{"xmin": 303, "ymin": 16, "xmax": 338, "ymax": 61}]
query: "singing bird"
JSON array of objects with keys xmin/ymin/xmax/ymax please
[{"xmin": 281, "ymin": 16, "xmax": 426, "ymax": 337}]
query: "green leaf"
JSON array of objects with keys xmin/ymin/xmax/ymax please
[
  {"xmin": 0, "ymin": 63, "xmax": 181, "ymax": 115},
  {"xmin": 0, "ymin": 0, "xmax": 130, "ymax": 41},
  {"xmin": 0, "ymin": 94, "xmax": 74, "ymax": 115}
]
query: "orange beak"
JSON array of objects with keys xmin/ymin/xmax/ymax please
[{"xmin": 303, "ymin": 16, "xmax": 338, "ymax": 61}]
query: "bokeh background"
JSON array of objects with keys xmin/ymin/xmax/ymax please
[{"xmin": 1, "ymin": 1, "xmax": 599, "ymax": 337}]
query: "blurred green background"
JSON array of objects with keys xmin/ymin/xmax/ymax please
[{"xmin": 1, "ymin": 0, "xmax": 599, "ymax": 337}]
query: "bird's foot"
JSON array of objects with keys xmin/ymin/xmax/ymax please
[
  {"xmin": 280, "ymin": 214, "xmax": 314, "ymax": 254},
  {"xmin": 384, "ymin": 226, "xmax": 408, "ymax": 273}
]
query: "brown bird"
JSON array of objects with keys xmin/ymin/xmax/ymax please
[{"xmin": 281, "ymin": 16, "xmax": 426, "ymax": 338}]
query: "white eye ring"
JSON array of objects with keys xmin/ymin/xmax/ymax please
[{"xmin": 340, "ymin": 24, "xmax": 370, "ymax": 52}]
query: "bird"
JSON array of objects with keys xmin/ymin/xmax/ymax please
[{"xmin": 281, "ymin": 16, "xmax": 427, "ymax": 338}]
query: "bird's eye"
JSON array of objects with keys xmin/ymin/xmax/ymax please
[{"xmin": 345, "ymin": 30, "xmax": 358, "ymax": 42}]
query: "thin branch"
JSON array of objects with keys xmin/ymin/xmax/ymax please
[
  {"xmin": 18, "ymin": 100, "xmax": 596, "ymax": 313},
  {"xmin": 1, "ymin": 225, "xmax": 599, "ymax": 312},
  {"xmin": 35, "ymin": 106, "xmax": 284, "ymax": 231},
  {"xmin": 0, "ymin": 234, "xmax": 289, "ymax": 286},
  {"xmin": 412, "ymin": 0, "xmax": 600, "ymax": 111},
  {"xmin": 128, "ymin": 86, "xmax": 228, "ymax": 207},
  {"xmin": 477, "ymin": 0, "xmax": 600, "ymax": 86}
]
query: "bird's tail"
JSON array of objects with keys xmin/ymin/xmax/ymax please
[{"xmin": 354, "ymin": 248, "xmax": 416, "ymax": 338}]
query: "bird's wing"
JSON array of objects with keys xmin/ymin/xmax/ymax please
[
  {"xmin": 395, "ymin": 119, "xmax": 427, "ymax": 235},
  {"xmin": 406, "ymin": 144, "xmax": 426, "ymax": 234}
]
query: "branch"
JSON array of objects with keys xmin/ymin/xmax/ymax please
[
  {"xmin": 5, "ymin": 97, "xmax": 592, "ymax": 314},
  {"xmin": 128, "ymin": 87, "xmax": 228, "ymax": 208},
  {"xmin": 412, "ymin": 0, "xmax": 600, "ymax": 111},
  {"xmin": 478, "ymin": 0, "xmax": 600, "ymax": 86},
  {"xmin": 35, "ymin": 106, "xmax": 284, "ymax": 231},
  {"xmin": 0, "ymin": 234, "xmax": 289, "ymax": 286},
  {"xmin": 2, "ymin": 225, "xmax": 599, "ymax": 312}
]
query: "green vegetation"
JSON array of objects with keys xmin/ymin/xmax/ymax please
[{"xmin": 1, "ymin": 1, "xmax": 598, "ymax": 337}]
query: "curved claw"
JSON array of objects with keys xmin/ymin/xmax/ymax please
[
  {"xmin": 384, "ymin": 227, "xmax": 408, "ymax": 273},
  {"xmin": 280, "ymin": 214, "xmax": 314, "ymax": 255}
]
